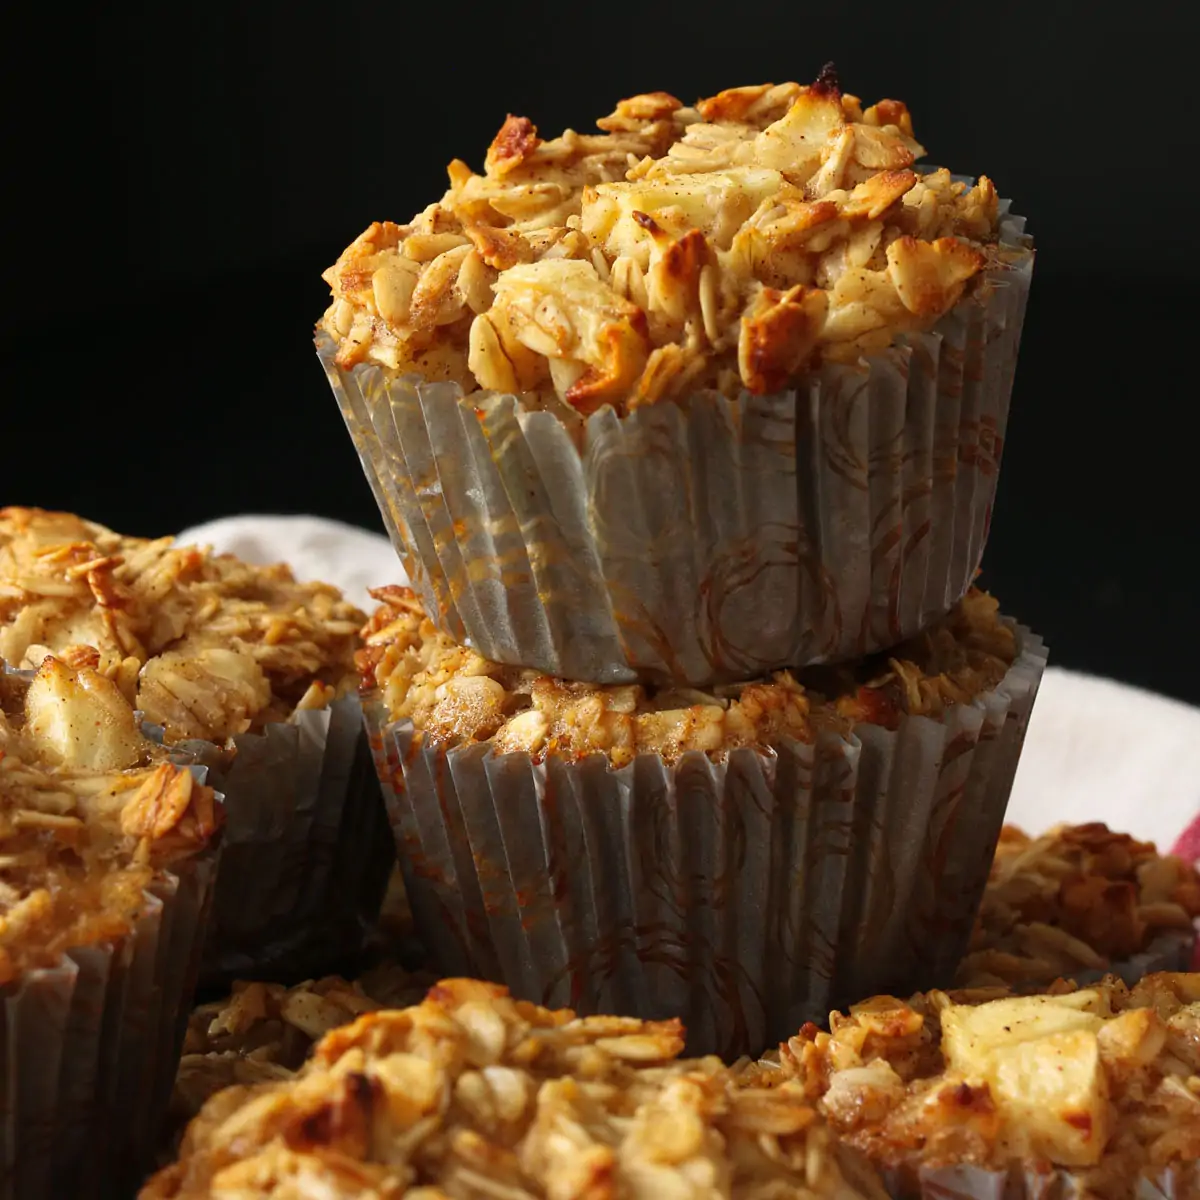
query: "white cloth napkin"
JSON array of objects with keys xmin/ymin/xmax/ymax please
[{"xmin": 181, "ymin": 514, "xmax": 1200, "ymax": 857}]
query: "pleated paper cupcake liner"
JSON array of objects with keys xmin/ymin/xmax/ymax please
[
  {"xmin": 0, "ymin": 830, "xmax": 219, "ymax": 1200},
  {"xmin": 366, "ymin": 621, "xmax": 1046, "ymax": 1059},
  {"xmin": 882, "ymin": 1161, "xmax": 1198, "ymax": 1200},
  {"xmin": 1076, "ymin": 927, "xmax": 1198, "ymax": 988},
  {"xmin": 162, "ymin": 694, "xmax": 395, "ymax": 986},
  {"xmin": 323, "ymin": 208, "xmax": 1033, "ymax": 687}
]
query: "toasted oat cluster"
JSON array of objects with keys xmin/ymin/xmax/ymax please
[
  {"xmin": 319, "ymin": 70, "xmax": 1015, "ymax": 414},
  {"xmin": 357, "ymin": 586, "xmax": 1015, "ymax": 764},
  {"xmin": 959, "ymin": 824, "xmax": 1200, "ymax": 988},
  {"xmin": 741, "ymin": 974, "xmax": 1200, "ymax": 1196},
  {"xmin": 0, "ymin": 668, "xmax": 221, "ymax": 984},
  {"xmin": 170, "ymin": 965, "xmax": 437, "ymax": 1134},
  {"xmin": 0, "ymin": 508, "xmax": 365, "ymax": 743},
  {"xmin": 147, "ymin": 977, "xmax": 885, "ymax": 1199}
]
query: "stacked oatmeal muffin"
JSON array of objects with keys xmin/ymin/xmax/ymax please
[{"xmin": 317, "ymin": 69, "xmax": 1042, "ymax": 1059}]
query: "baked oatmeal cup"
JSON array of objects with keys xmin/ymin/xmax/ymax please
[
  {"xmin": 957, "ymin": 823, "xmax": 1200, "ymax": 991},
  {"xmin": 0, "ymin": 507, "xmax": 394, "ymax": 982},
  {"xmin": 319, "ymin": 70, "xmax": 1034, "ymax": 686},
  {"xmin": 0, "ymin": 664, "xmax": 223, "ymax": 1196},
  {"xmin": 356, "ymin": 585, "xmax": 1046, "ymax": 1057},
  {"xmin": 741, "ymin": 972, "xmax": 1200, "ymax": 1199},
  {"xmin": 145, "ymin": 977, "xmax": 887, "ymax": 1199}
]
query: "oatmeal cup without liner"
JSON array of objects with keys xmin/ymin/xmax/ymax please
[
  {"xmin": 0, "ymin": 725, "xmax": 223, "ymax": 1198},
  {"xmin": 319, "ymin": 78, "xmax": 1034, "ymax": 687},
  {"xmin": 0, "ymin": 508, "xmax": 395, "ymax": 985},
  {"xmin": 358, "ymin": 586, "xmax": 1047, "ymax": 1059}
]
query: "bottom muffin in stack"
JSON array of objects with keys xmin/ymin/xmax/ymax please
[
  {"xmin": 356, "ymin": 586, "xmax": 1046, "ymax": 1056},
  {"xmin": 0, "ymin": 662, "xmax": 224, "ymax": 1196}
]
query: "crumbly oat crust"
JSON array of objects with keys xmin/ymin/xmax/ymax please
[
  {"xmin": 958, "ymin": 824, "xmax": 1200, "ymax": 989},
  {"xmin": 148, "ymin": 977, "xmax": 885, "ymax": 1198},
  {"xmin": 0, "ymin": 507, "xmax": 364, "ymax": 743},
  {"xmin": 357, "ymin": 587, "xmax": 1015, "ymax": 765},
  {"xmin": 319, "ymin": 72, "xmax": 1013, "ymax": 414},
  {"xmin": 742, "ymin": 973, "xmax": 1200, "ymax": 1195},
  {"xmin": 0, "ymin": 661, "xmax": 220, "ymax": 983},
  {"xmin": 169, "ymin": 966, "xmax": 437, "ymax": 1135}
]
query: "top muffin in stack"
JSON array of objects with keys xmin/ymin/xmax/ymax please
[
  {"xmin": 319, "ymin": 68, "xmax": 1032, "ymax": 685},
  {"xmin": 318, "ymin": 70, "xmax": 1039, "ymax": 1056}
]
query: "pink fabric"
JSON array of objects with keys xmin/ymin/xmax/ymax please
[
  {"xmin": 1171, "ymin": 813, "xmax": 1200, "ymax": 865},
  {"xmin": 1170, "ymin": 815, "xmax": 1200, "ymax": 970}
]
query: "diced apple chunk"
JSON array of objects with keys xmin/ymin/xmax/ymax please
[
  {"xmin": 24, "ymin": 656, "xmax": 148, "ymax": 772},
  {"xmin": 942, "ymin": 995, "xmax": 1111, "ymax": 1167},
  {"xmin": 583, "ymin": 169, "xmax": 785, "ymax": 257}
]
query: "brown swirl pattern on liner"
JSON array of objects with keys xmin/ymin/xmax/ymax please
[
  {"xmin": 1, "ymin": 841, "xmax": 219, "ymax": 1199},
  {"xmin": 320, "ymin": 208, "xmax": 1033, "ymax": 687},
  {"xmin": 763, "ymin": 740, "xmax": 857, "ymax": 994},
  {"xmin": 362, "ymin": 623, "xmax": 1046, "ymax": 1060},
  {"xmin": 158, "ymin": 695, "xmax": 394, "ymax": 987},
  {"xmin": 364, "ymin": 715, "xmax": 472, "ymax": 979},
  {"xmin": 365, "ymin": 713, "xmax": 494, "ymax": 980}
]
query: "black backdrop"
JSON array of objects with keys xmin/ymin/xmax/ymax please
[{"xmin": 5, "ymin": 0, "xmax": 1198, "ymax": 702}]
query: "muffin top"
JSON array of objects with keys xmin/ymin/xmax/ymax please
[
  {"xmin": 741, "ymin": 973, "xmax": 1200, "ymax": 1192},
  {"xmin": 0, "ymin": 507, "xmax": 365, "ymax": 743},
  {"xmin": 0, "ymin": 662, "xmax": 221, "ymax": 984},
  {"xmin": 318, "ymin": 69, "xmax": 1025, "ymax": 416},
  {"xmin": 357, "ymin": 586, "xmax": 1016, "ymax": 765},
  {"xmin": 146, "ymin": 976, "xmax": 885, "ymax": 1199},
  {"xmin": 958, "ymin": 823, "xmax": 1200, "ymax": 989}
]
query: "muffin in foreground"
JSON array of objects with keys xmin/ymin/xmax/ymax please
[
  {"xmin": 0, "ymin": 506, "xmax": 394, "ymax": 981},
  {"xmin": 357, "ymin": 584, "xmax": 1046, "ymax": 1057},
  {"xmin": 319, "ymin": 71, "xmax": 1034, "ymax": 685},
  {"xmin": 743, "ymin": 972, "xmax": 1200, "ymax": 1199},
  {"xmin": 958, "ymin": 823, "xmax": 1200, "ymax": 990},
  {"xmin": 0, "ymin": 665, "xmax": 223, "ymax": 1196},
  {"xmin": 145, "ymin": 977, "xmax": 887, "ymax": 1199},
  {"xmin": 164, "ymin": 822, "xmax": 1200, "ymax": 1143}
]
